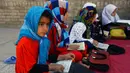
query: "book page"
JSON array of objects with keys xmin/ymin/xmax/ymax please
[
  {"xmin": 97, "ymin": 43, "xmax": 109, "ymax": 51},
  {"xmin": 68, "ymin": 42, "xmax": 85, "ymax": 50},
  {"xmin": 117, "ymin": 20, "xmax": 130, "ymax": 25},
  {"xmin": 56, "ymin": 60, "xmax": 72, "ymax": 73}
]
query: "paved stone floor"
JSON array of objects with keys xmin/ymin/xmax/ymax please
[{"xmin": 0, "ymin": 28, "xmax": 18, "ymax": 73}]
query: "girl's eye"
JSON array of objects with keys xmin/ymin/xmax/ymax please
[
  {"xmin": 39, "ymin": 23, "xmax": 49, "ymax": 27},
  {"xmin": 46, "ymin": 24, "xmax": 49, "ymax": 26},
  {"xmin": 39, "ymin": 23, "xmax": 45, "ymax": 26}
]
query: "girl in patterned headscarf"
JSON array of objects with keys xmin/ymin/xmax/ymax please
[
  {"xmin": 70, "ymin": 6, "xmax": 98, "ymax": 48},
  {"xmin": 46, "ymin": 0, "xmax": 83, "ymax": 62},
  {"xmin": 79, "ymin": 6, "xmax": 97, "ymax": 39}
]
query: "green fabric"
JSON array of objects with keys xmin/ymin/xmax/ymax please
[{"xmin": 74, "ymin": 6, "xmax": 97, "ymax": 39}]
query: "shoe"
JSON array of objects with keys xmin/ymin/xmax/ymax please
[
  {"xmin": 107, "ymin": 45, "xmax": 125, "ymax": 55},
  {"xmin": 3, "ymin": 56, "xmax": 16, "ymax": 64}
]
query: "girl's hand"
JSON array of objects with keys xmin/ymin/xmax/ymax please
[
  {"xmin": 49, "ymin": 63, "xmax": 64, "ymax": 72},
  {"xmin": 57, "ymin": 53, "xmax": 75, "ymax": 60},
  {"xmin": 93, "ymin": 40, "xmax": 98, "ymax": 46}
]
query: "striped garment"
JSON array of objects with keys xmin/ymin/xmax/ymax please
[{"xmin": 45, "ymin": 0, "xmax": 68, "ymax": 28}]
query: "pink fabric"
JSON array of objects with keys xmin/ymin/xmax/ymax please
[{"xmin": 96, "ymin": 40, "xmax": 130, "ymax": 73}]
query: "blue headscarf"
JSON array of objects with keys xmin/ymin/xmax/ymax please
[{"xmin": 16, "ymin": 6, "xmax": 53, "ymax": 64}]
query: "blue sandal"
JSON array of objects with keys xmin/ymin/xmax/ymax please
[{"xmin": 3, "ymin": 56, "xmax": 16, "ymax": 64}]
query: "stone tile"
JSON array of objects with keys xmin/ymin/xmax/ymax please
[{"xmin": 0, "ymin": 62, "xmax": 15, "ymax": 73}]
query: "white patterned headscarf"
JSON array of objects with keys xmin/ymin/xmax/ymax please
[
  {"xmin": 69, "ymin": 22, "xmax": 87, "ymax": 44},
  {"xmin": 102, "ymin": 4, "xmax": 120, "ymax": 25}
]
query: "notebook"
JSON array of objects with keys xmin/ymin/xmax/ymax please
[
  {"xmin": 117, "ymin": 20, "xmax": 130, "ymax": 25},
  {"xmin": 56, "ymin": 60, "xmax": 72, "ymax": 73},
  {"xmin": 68, "ymin": 42, "xmax": 85, "ymax": 50}
]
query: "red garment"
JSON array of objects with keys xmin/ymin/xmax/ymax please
[
  {"xmin": 48, "ymin": 26, "xmax": 83, "ymax": 62},
  {"xmin": 16, "ymin": 37, "xmax": 47, "ymax": 73}
]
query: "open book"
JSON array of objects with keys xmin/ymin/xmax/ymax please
[
  {"xmin": 56, "ymin": 60, "xmax": 72, "ymax": 73},
  {"xmin": 117, "ymin": 20, "xmax": 130, "ymax": 25},
  {"xmin": 68, "ymin": 42, "xmax": 85, "ymax": 50}
]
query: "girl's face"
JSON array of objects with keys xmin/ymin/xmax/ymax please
[
  {"xmin": 37, "ymin": 16, "xmax": 50, "ymax": 37},
  {"xmin": 111, "ymin": 8, "xmax": 117, "ymax": 16},
  {"xmin": 91, "ymin": 14, "xmax": 96, "ymax": 23},
  {"xmin": 87, "ymin": 14, "xmax": 96, "ymax": 24},
  {"xmin": 64, "ymin": 12, "xmax": 69, "ymax": 21}
]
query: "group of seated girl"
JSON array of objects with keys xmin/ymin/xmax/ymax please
[{"xmin": 15, "ymin": 0, "xmax": 126, "ymax": 73}]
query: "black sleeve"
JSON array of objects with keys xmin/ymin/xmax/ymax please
[
  {"xmin": 102, "ymin": 22, "xmax": 116, "ymax": 31},
  {"xmin": 48, "ymin": 54, "xmax": 58, "ymax": 63},
  {"xmin": 29, "ymin": 64, "xmax": 49, "ymax": 73},
  {"xmin": 107, "ymin": 22, "xmax": 120, "ymax": 26}
]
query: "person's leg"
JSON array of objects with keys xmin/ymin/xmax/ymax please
[
  {"xmin": 94, "ymin": 42, "xmax": 125, "ymax": 55},
  {"xmin": 69, "ymin": 62, "xmax": 95, "ymax": 73}
]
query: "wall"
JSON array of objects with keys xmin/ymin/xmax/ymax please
[{"xmin": 0, "ymin": 0, "xmax": 130, "ymax": 28}]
